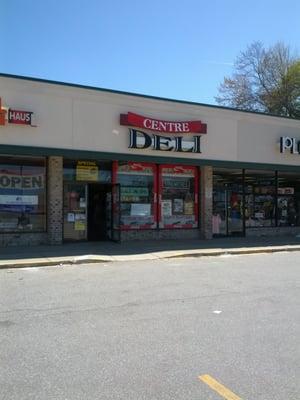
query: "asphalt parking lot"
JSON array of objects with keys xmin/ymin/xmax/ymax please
[{"xmin": 1, "ymin": 252, "xmax": 299, "ymax": 400}]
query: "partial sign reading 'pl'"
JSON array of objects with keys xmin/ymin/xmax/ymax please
[{"xmin": 280, "ymin": 136, "xmax": 300, "ymax": 154}]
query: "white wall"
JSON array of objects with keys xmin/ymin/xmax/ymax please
[{"xmin": 1, "ymin": 76, "xmax": 300, "ymax": 166}]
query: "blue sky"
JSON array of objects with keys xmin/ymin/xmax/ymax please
[{"xmin": 1, "ymin": 0, "xmax": 299, "ymax": 104}]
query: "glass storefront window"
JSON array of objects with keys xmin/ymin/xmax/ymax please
[
  {"xmin": 277, "ymin": 172, "xmax": 300, "ymax": 226},
  {"xmin": 116, "ymin": 162, "xmax": 157, "ymax": 229},
  {"xmin": 63, "ymin": 159, "xmax": 112, "ymax": 183},
  {"xmin": 159, "ymin": 165, "xmax": 198, "ymax": 229},
  {"xmin": 213, "ymin": 168, "xmax": 300, "ymax": 232},
  {"xmin": 245, "ymin": 170, "xmax": 276, "ymax": 227},
  {"xmin": 0, "ymin": 156, "xmax": 46, "ymax": 232}
]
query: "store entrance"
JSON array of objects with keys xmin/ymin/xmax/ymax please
[
  {"xmin": 63, "ymin": 183, "xmax": 120, "ymax": 242},
  {"xmin": 213, "ymin": 169, "xmax": 244, "ymax": 237},
  {"xmin": 88, "ymin": 184, "xmax": 109, "ymax": 241}
]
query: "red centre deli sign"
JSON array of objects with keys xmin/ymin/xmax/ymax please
[{"xmin": 120, "ymin": 112, "xmax": 207, "ymax": 134}]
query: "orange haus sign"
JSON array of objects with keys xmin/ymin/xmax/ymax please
[{"xmin": 0, "ymin": 97, "xmax": 35, "ymax": 126}]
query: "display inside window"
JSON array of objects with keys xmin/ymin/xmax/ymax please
[
  {"xmin": 159, "ymin": 165, "xmax": 198, "ymax": 228},
  {"xmin": 116, "ymin": 162, "xmax": 157, "ymax": 229},
  {"xmin": 0, "ymin": 156, "xmax": 46, "ymax": 232},
  {"xmin": 245, "ymin": 171, "xmax": 276, "ymax": 227},
  {"xmin": 277, "ymin": 172, "xmax": 300, "ymax": 226}
]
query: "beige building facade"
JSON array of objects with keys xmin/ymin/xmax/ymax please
[{"xmin": 1, "ymin": 74, "xmax": 300, "ymax": 246}]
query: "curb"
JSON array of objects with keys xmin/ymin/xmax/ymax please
[
  {"xmin": 0, "ymin": 256, "xmax": 112, "ymax": 269},
  {"xmin": 1, "ymin": 245, "xmax": 300, "ymax": 269},
  {"xmin": 163, "ymin": 245, "xmax": 300, "ymax": 259}
]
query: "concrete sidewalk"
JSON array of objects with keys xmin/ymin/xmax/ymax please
[{"xmin": 1, "ymin": 235, "xmax": 300, "ymax": 269}]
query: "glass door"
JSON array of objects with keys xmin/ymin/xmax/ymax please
[
  {"xmin": 212, "ymin": 181, "xmax": 227, "ymax": 236},
  {"xmin": 213, "ymin": 169, "xmax": 244, "ymax": 237},
  {"xmin": 63, "ymin": 183, "xmax": 88, "ymax": 241},
  {"xmin": 227, "ymin": 186, "xmax": 243, "ymax": 235}
]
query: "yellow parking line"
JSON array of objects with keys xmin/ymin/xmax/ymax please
[{"xmin": 199, "ymin": 374, "xmax": 243, "ymax": 400}]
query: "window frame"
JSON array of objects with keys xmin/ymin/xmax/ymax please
[
  {"xmin": 158, "ymin": 164, "xmax": 199, "ymax": 229},
  {"xmin": 113, "ymin": 161, "xmax": 158, "ymax": 230}
]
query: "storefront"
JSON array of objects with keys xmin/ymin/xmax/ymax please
[
  {"xmin": 1, "ymin": 73, "xmax": 300, "ymax": 246},
  {"xmin": 212, "ymin": 169, "xmax": 300, "ymax": 236},
  {"xmin": 62, "ymin": 160, "xmax": 199, "ymax": 242}
]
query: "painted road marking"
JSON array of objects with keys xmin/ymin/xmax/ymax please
[{"xmin": 199, "ymin": 374, "xmax": 243, "ymax": 400}]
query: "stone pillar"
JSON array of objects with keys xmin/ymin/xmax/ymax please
[
  {"xmin": 47, "ymin": 156, "xmax": 63, "ymax": 245},
  {"xmin": 200, "ymin": 166, "xmax": 213, "ymax": 239}
]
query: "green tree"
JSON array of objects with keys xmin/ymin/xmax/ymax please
[{"xmin": 215, "ymin": 42, "xmax": 300, "ymax": 118}]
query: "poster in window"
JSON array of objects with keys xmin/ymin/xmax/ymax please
[
  {"xmin": 121, "ymin": 187, "xmax": 149, "ymax": 196},
  {"xmin": 255, "ymin": 212, "xmax": 265, "ymax": 219},
  {"xmin": 75, "ymin": 213, "xmax": 86, "ymax": 220},
  {"xmin": 74, "ymin": 221, "xmax": 86, "ymax": 231},
  {"xmin": 121, "ymin": 187, "xmax": 149, "ymax": 202},
  {"xmin": 184, "ymin": 201, "xmax": 194, "ymax": 215},
  {"xmin": 0, "ymin": 173, "xmax": 44, "ymax": 189},
  {"xmin": 131, "ymin": 203, "xmax": 151, "ymax": 216},
  {"xmin": 0, "ymin": 195, "xmax": 38, "ymax": 205},
  {"xmin": 76, "ymin": 161, "xmax": 98, "ymax": 181},
  {"xmin": 162, "ymin": 200, "xmax": 172, "ymax": 217},
  {"xmin": 79, "ymin": 198, "xmax": 86, "ymax": 208},
  {"xmin": 173, "ymin": 198, "xmax": 184, "ymax": 213},
  {"xmin": 278, "ymin": 187, "xmax": 294, "ymax": 195},
  {"xmin": 67, "ymin": 213, "xmax": 75, "ymax": 222}
]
